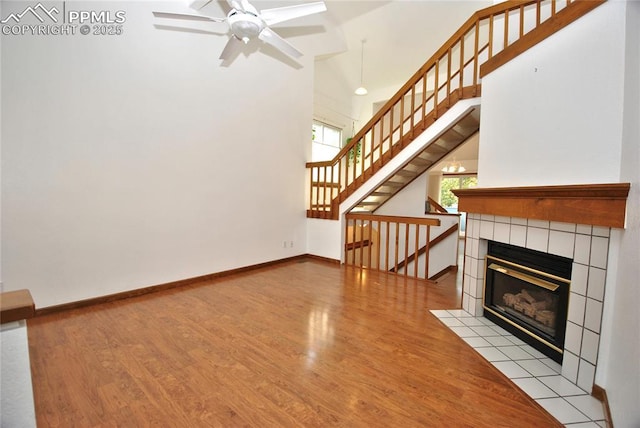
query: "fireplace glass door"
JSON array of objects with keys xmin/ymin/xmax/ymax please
[{"xmin": 483, "ymin": 242, "xmax": 571, "ymax": 363}]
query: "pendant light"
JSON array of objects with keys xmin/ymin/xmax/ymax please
[{"xmin": 354, "ymin": 39, "xmax": 368, "ymax": 96}]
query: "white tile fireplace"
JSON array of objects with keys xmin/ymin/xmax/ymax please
[
  {"xmin": 451, "ymin": 183, "xmax": 631, "ymax": 400},
  {"xmin": 462, "ymin": 213, "xmax": 610, "ymax": 391},
  {"xmin": 438, "ymin": 183, "xmax": 632, "ymax": 425}
]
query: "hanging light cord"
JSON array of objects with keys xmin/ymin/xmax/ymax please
[{"xmin": 359, "ymin": 40, "xmax": 365, "ymax": 86}]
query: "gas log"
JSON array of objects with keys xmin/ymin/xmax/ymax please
[{"xmin": 502, "ymin": 290, "xmax": 556, "ymax": 327}]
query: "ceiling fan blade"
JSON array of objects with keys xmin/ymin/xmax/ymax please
[
  {"xmin": 226, "ymin": 0, "xmax": 257, "ymax": 14},
  {"xmin": 258, "ymin": 27, "xmax": 303, "ymax": 59},
  {"xmin": 260, "ymin": 2, "xmax": 326, "ymax": 26},
  {"xmin": 219, "ymin": 36, "xmax": 244, "ymax": 61},
  {"xmin": 153, "ymin": 11, "xmax": 225, "ymax": 23},
  {"xmin": 186, "ymin": 0, "xmax": 213, "ymax": 10},
  {"xmin": 226, "ymin": 0, "xmax": 243, "ymax": 11}
]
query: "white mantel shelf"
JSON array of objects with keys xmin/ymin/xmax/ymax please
[{"xmin": 452, "ymin": 183, "xmax": 631, "ymax": 228}]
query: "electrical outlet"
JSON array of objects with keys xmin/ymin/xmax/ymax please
[
  {"xmin": 283, "ymin": 241, "xmax": 287, "ymax": 248},
  {"xmin": 289, "ymin": 241, "xmax": 294, "ymax": 248}
]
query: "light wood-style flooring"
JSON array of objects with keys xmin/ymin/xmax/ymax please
[{"xmin": 27, "ymin": 259, "xmax": 562, "ymax": 427}]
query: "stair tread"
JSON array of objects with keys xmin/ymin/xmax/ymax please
[{"xmin": 395, "ymin": 170, "xmax": 418, "ymax": 177}]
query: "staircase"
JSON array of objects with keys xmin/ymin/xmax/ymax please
[
  {"xmin": 307, "ymin": 0, "xmax": 605, "ymax": 220},
  {"xmin": 351, "ymin": 109, "xmax": 480, "ymax": 213}
]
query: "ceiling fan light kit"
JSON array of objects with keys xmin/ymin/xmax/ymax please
[{"xmin": 153, "ymin": 0, "xmax": 327, "ymax": 63}]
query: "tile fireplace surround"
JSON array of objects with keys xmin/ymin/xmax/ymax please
[
  {"xmin": 462, "ymin": 213, "xmax": 609, "ymax": 391},
  {"xmin": 449, "ymin": 183, "xmax": 630, "ymax": 425}
]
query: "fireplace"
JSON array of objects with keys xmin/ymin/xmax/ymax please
[
  {"xmin": 483, "ymin": 241, "xmax": 570, "ymax": 363},
  {"xmin": 452, "ymin": 183, "xmax": 630, "ymax": 391}
]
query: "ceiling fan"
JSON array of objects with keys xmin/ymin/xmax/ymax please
[{"xmin": 153, "ymin": 0, "xmax": 327, "ymax": 62}]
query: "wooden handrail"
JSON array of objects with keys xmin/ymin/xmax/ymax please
[
  {"xmin": 1, "ymin": 290, "xmax": 35, "ymax": 324},
  {"xmin": 391, "ymin": 223, "xmax": 459, "ymax": 273},
  {"xmin": 427, "ymin": 197, "xmax": 449, "ymax": 214},
  {"xmin": 308, "ymin": 0, "xmax": 605, "ymax": 219},
  {"xmin": 346, "ymin": 212, "xmax": 440, "ymax": 226}
]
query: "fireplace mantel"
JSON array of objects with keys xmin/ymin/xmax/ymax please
[{"xmin": 452, "ymin": 183, "xmax": 630, "ymax": 228}]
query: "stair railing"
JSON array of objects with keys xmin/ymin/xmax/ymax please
[
  {"xmin": 307, "ymin": 0, "xmax": 604, "ymax": 220},
  {"xmin": 344, "ymin": 213, "xmax": 441, "ymax": 280}
]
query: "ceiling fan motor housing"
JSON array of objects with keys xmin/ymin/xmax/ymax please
[{"xmin": 227, "ymin": 11, "xmax": 264, "ymax": 43}]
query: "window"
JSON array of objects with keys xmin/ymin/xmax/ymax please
[
  {"xmin": 440, "ymin": 175, "xmax": 477, "ymax": 211},
  {"xmin": 312, "ymin": 121, "xmax": 342, "ymax": 162},
  {"xmin": 440, "ymin": 174, "xmax": 477, "ymax": 236}
]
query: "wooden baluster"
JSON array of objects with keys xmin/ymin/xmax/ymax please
[
  {"xmin": 367, "ymin": 218, "xmax": 373, "ymax": 270},
  {"xmin": 339, "ymin": 157, "xmax": 344, "ymax": 196},
  {"xmin": 352, "ymin": 217, "xmax": 358, "ymax": 266},
  {"xmin": 351, "ymin": 140, "xmax": 356, "ymax": 187},
  {"xmin": 536, "ymin": 1, "xmax": 541, "ymax": 26},
  {"xmin": 359, "ymin": 137, "xmax": 364, "ymax": 183},
  {"xmin": 552, "ymin": 0, "xmax": 557, "ymax": 16},
  {"xmin": 329, "ymin": 164, "xmax": 336, "ymax": 210},
  {"xmin": 401, "ymin": 94, "xmax": 406, "ymax": 144},
  {"xmin": 322, "ymin": 165, "xmax": 328, "ymax": 212},
  {"xmin": 379, "ymin": 119, "xmax": 384, "ymax": 166},
  {"xmin": 424, "ymin": 226, "xmax": 431, "ymax": 280},
  {"xmin": 385, "ymin": 220, "xmax": 390, "ymax": 272},
  {"xmin": 446, "ymin": 47, "xmax": 452, "ymax": 99},
  {"xmin": 389, "ymin": 107, "xmax": 394, "ymax": 152},
  {"xmin": 414, "ymin": 223, "xmax": 420, "ymax": 278},
  {"xmin": 344, "ymin": 216, "xmax": 349, "ymax": 265},
  {"xmin": 332, "ymin": 163, "xmax": 337, "ymax": 203},
  {"xmin": 317, "ymin": 166, "xmax": 321, "ymax": 213},
  {"xmin": 422, "ymin": 72, "xmax": 427, "ymax": 123},
  {"xmin": 459, "ymin": 37, "xmax": 465, "ymax": 90},
  {"xmin": 327, "ymin": 165, "xmax": 332, "ymax": 211},
  {"xmin": 519, "ymin": 4, "xmax": 524, "ymax": 38},
  {"xmin": 404, "ymin": 223, "xmax": 410, "ymax": 277},
  {"xmin": 474, "ymin": 21, "xmax": 480, "ymax": 87},
  {"xmin": 317, "ymin": 166, "xmax": 322, "ymax": 212},
  {"xmin": 504, "ymin": 8, "xmax": 509, "ymax": 49},
  {"xmin": 394, "ymin": 222, "xmax": 400, "ymax": 273},
  {"xmin": 358, "ymin": 219, "xmax": 364, "ymax": 269},
  {"xmin": 375, "ymin": 219, "xmax": 381, "ymax": 271},
  {"xmin": 363, "ymin": 130, "xmax": 372, "ymax": 170},
  {"xmin": 371, "ymin": 125, "xmax": 377, "ymax": 173},
  {"xmin": 410, "ymin": 85, "xmax": 416, "ymax": 135},
  {"xmin": 309, "ymin": 167, "xmax": 314, "ymax": 213},
  {"xmin": 434, "ymin": 60, "xmax": 439, "ymax": 118},
  {"xmin": 488, "ymin": 14, "xmax": 494, "ymax": 59}
]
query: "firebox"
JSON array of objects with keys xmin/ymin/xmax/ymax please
[{"xmin": 483, "ymin": 241, "xmax": 571, "ymax": 363}]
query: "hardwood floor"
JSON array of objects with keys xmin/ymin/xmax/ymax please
[{"xmin": 27, "ymin": 260, "xmax": 562, "ymax": 427}]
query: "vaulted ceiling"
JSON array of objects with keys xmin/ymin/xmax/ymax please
[{"xmin": 319, "ymin": 0, "xmax": 491, "ymax": 93}]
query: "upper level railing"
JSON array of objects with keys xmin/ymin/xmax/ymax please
[{"xmin": 307, "ymin": 0, "xmax": 604, "ymax": 220}]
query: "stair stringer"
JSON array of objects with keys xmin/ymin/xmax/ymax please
[{"xmin": 338, "ymin": 98, "xmax": 481, "ymax": 219}]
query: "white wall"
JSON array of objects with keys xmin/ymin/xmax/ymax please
[
  {"xmin": 478, "ymin": 2, "xmax": 625, "ymax": 187},
  {"xmin": 477, "ymin": 1, "xmax": 638, "ymax": 425},
  {"xmin": 600, "ymin": 1, "xmax": 640, "ymax": 426},
  {"xmin": 1, "ymin": 1, "xmax": 325, "ymax": 308},
  {"xmin": 374, "ymin": 172, "xmax": 428, "ymax": 217},
  {"xmin": 306, "ymin": 218, "xmax": 341, "ymax": 261}
]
